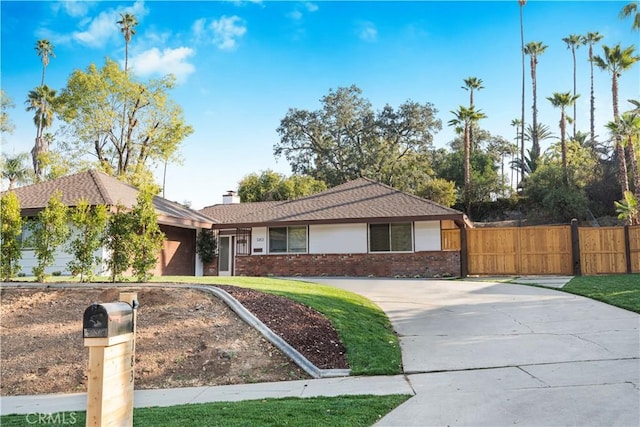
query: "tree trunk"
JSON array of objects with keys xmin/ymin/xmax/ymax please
[
  {"xmin": 560, "ymin": 110, "xmax": 568, "ymax": 186},
  {"xmin": 612, "ymin": 73, "xmax": 630, "ymax": 195},
  {"xmin": 531, "ymin": 57, "xmax": 539, "ymax": 159},
  {"xmin": 589, "ymin": 45, "xmax": 596, "ymax": 143},
  {"xmin": 572, "ymin": 48, "xmax": 577, "ymax": 140},
  {"xmin": 519, "ymin": 4, "xmax": 526, "ymax": 182}
]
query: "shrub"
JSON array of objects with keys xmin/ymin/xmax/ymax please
[
  {"xmin": 1, "ymin": 192, "xmax": 23, "ymax": 280},
  {"xmin": 196, "ymin": 229, "xmax": 217, "ymax": 263}
]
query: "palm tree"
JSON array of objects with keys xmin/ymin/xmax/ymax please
[
  {"xmin": 518, "ymin": 0, "xmax": 527, "ymax": 184},
  {"xmin": 620, "ymin": 1, "xmax": 640, "ymax": 31},
  {"xmin": 548, "ymin": 91, "xmax": 580, "ymax": 185},
  {"xmin": 607, "ymin": 112, "xmax": 640, "ymax": 199},
  {"xmin": 0, "ymin": 152, "xmax": 30, "ymax": 190},
  {"xmin": 25, "ymin": 85, "xmax": 56, "ymax": 179},
  {"xmin": 510, "ymin": 118, "xmax": 522, "ymax": 188},
  {"xmin": 448, "ymin": 105, "xmax": 486, "ymax": 212},
  {"xmin": 584, "ymin": 32, "xmax": 604, "ymax": 143},
  {"xmin": 593, "ymin": 43, "xmax": 640, "ymax": 195},
  {"xmin": 461, "ymin": 77, "xmax": 484, "ymax": 147},
  {"xmin": 562, "ymin": 34, "xmax": 585, "ymax": 140},
  {"xmin": 117, "ymin": 13, "xmax": 138, "ymax": 73},
  {"xmin": 35, "ymin": 39, "xmax": 54, "ymax": 86},
  {"xmin": 524, "ymin": 41, "xmax": 548, "ymax": 166}
]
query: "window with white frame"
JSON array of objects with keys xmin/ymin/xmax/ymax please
[
  {"xmin": 268, "ymin": 226, "xmax": 307, "ymax": 253},
  {"xmin": 369, "ymin": 223, "xmax": 412, "ymax": 252}
]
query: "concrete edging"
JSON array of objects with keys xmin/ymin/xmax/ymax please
[{"xmin": 0, "ymin": 282, "xmax": 350, "ymax": 380}]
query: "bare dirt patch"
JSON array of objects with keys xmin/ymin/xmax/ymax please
[{"xmin": 0, "ymin": 286, "xmax": 347, "ymax": 396}]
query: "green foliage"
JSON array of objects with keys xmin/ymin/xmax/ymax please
[
  {"xmin": 57, "ymin": 59, "xmax": 193, "ymax": 180},
  {"xmin": 0, "ymin": 89, "xmax": 14, "ymax": 134},
  {"xmin": 30, "ymin": 191, "xmax": 69, "ymax": 282},
  {"xmin": 522, "ymin": 164, "xmax": 589, "ymax": 222},
  {"xmin": 416, "ymin": 178, "xmax": 457, "ymax": 207},
  {"xmin": 1, "ymin": 192, "xmax": 22, "ymax": 280},
  {"xmin": 238, "ymin": 170, "xmax": 326, "ymax": 202},
  {"xmin": 275, "ymin": 85, "xmax": 441, "ymax": 189},
  {"xmin": 614, "ymin": 191, "xmax": 638, "ymax": 225},
  {"xmin": 196, "ymin": 229, "xmax": 217, "ymax": 263},
  {"xmin": 130, "ymin": 185, "xmax": 164, "ymax": 282},
  {"xmin": 67, "ymin": 199, "xmax": 108, "ymax": 282},
  {"xmin": 103, "ymin": 205, "xmax": 133, "ymax": 282}
]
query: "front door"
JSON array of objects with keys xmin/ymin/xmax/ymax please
[{"xmin": 218, "ymin": 236, "xmax": 233, "ymax": 276}]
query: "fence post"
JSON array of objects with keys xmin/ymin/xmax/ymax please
[
  {"xmin": 459, "ymin": 225, "xmax": 468, "ymax": 278},
  {"xmin": 571, "ymin": 219, "xmax": 581, "ymax": 276},
  {"xmin": 624, "ymin": 225, "xmax": 632, "ymax": 274}
]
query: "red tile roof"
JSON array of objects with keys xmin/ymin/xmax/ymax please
[
  {"xmin": 200, "ymin": 177, "xmax": 468, "ymax": 227},
  {"xmin": 3, "ymin": 170, "xmax": 214, "ymax": 229}
]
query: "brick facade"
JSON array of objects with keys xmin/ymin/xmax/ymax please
[{"xmin": 204, "ymin": 251, "xmax": 460, "ymax": 277}]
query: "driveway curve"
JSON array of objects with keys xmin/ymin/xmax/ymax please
[{"xmin": 308, "ymin": 278, "xmax": 640, "ymax": 427}]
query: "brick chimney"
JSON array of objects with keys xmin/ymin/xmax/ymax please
[{"xmin": 222, "ymin": 190, "xmax": 240, "ymax": 204}]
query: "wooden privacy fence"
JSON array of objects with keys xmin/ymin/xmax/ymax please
[{"xmin": 445, "ymin": 222, "xmax": 640, "ymax": 276}]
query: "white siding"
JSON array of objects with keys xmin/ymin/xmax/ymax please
[
  {"xmin": 414, "ymin": 221, "xmax": 441, "ymax": 251},
  {"xmin": 309, "ymin": 223, "xmax": 368, "ymax": 254},
  {"xmin": 251, "ymin": 227, "xmax": 268, "ymax": 255}
]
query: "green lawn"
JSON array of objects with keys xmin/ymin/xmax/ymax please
[
  {"xmin": 562, "ymin": 274, "xmax": 640, "ymax": 313},
  {"xmin": 0, "ymin": 394, "xmax": 411, "ymax": 427},
  {"xmin": 155, "ymin": 276, "xmax": 402, "ymax": 376}
]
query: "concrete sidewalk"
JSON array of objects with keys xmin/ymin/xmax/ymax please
[{"xmin": 1, "ymin": 375, "xmax": 413, "ymax": 416}]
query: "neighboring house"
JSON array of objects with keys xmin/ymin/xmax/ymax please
[
  {"xmin": 200, "ymin": 177, "xmax": 471, "ymax": 277},
  {"xmin": 3, "ymin": 170, "xmax": 214, "ymax": 277}
]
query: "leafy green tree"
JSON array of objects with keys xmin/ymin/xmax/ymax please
[
  {"xmin": 416, "ymin": 178, "xmax": 457, "ymax": 207},
  {"xmin": 130, "ymin": 185, "xmax": 164, "ymax": 282},
  {"xmin": 30, "ymin": 191, "xmax": 69, "ymax": 282},
  {"xmin": 562, "ymin": 34, "xmax": 585, "ymax": 140},
  {"xmin": 1, "ymin": 192, "xmax": 23, "ymax": 280},
  {"xmin": 524, "ymin": 41, "xmax": 548, "ymax": 165},
  {"xmin": 57, "ymin": 59, "xmax": 193, "ymax": 182},
  {"xmin": 1, "ymin": 89, "xmax": 15, "ymax": 134},
  {"xmin": 620, "ymin": 1, "xmax": 640, "ymax": 31},
  {"xmin": 25, "ymin": 85, "xmax": 57, "ymax": 179},
  {"xmin": 547, "ymin": 91, "xmax": 580, "ymax": 185},
  {"xmin": 67, "ymin": 199, "xmax": 108, "ymax": 282},
  {"xmin": 196, "ymin": 229, "xmax": 217, "ymax": 263},
  {"xmin": 544, "ymin": 139, "xmax": 600, "ymax": 189},
  {"xmin": 103, "ymin": 204, "xmax": 133, "ymax": 282},
  {"xmin": 1, "ymin": 152, "xmax": 31, "ymax": 190},
  {"xmin": 584, "ymin": 32, "xmax": 604, "ymax": 143},
  {"xmin": 274, "ymin": 85, "xmax": 441, "ymax": 189},
  {"xmin": 238, "ymin": 170, "xmax": 326, "ymax": 202},
  {"xmin": 593, "ymin": 43, "xmax": 639, "ymax": 196}
]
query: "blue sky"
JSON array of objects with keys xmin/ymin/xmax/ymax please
[{"xmin": 1, "ymin": 1, "xmax": 638, "ymax": 209}]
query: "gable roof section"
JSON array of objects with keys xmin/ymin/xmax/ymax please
[
  {"xmin": 4, "ymin": 170, "xmax": 214, "ymax": 229},
  {"xmin": 201, "ymin": 177, "xmax": 469, "ymax": 227}
]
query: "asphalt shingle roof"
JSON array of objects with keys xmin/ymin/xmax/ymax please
[
  {"xmin": 4, "ymin": 170, "xmax": 214, "ymax": 228},
  {"xmin": 200, "ymin": 177, "xmax": 467, "ymax": 227}
]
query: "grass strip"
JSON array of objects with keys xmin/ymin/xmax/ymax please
[
  {"xmin": 156, "ymin": 276, "xmax": 403, "ymax": 375},
  {"xmin": 0, "ymin": 394, "xmax": 411, "ymax": 427},
  {"xmin": 562, "ymin": 274, "xmax": 640, "ymax": 313}
]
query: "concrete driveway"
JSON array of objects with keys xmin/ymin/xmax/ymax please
[{"xmin": 308, "ymin": 278, "xmax": 640, "ymax": 426}]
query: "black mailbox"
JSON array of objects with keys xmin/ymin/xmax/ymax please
[{"xmin": 83, "ymin": 302, "xmax": 134, "ymax": 338}]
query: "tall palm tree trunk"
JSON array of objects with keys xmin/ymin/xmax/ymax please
[
  {"xmin": 589, "ymin": 44, "xmax": 596, "ymax": 142},
  {"xmin": 560, "ymin": 109, "xmax": 568, "ymax": 185},
  {"xmin": 571, "ymin": 48, "xmax": 577, "ymax": 140},
  {"xmin": 519, "ymin": 2, "xmax": 526, "ymax": 184},
  {"xmin": 464, "ymin": 122, "xmax": 471, "ymax": 214},
  {"xmin": 531, "ymin": 61, "xmax": 539, "ymax": 159},
  {"xmin": 612, "ymin": 74, "xmax": 630, "ymax": 194}
]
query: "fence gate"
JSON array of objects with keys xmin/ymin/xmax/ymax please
[
  {"xmin": 579, "ymin": 227, "xmax": 628, "ymax": 275},
  {"xmin": 467, "ymin": 226, "xmax": 573, "ymax": 275}
]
